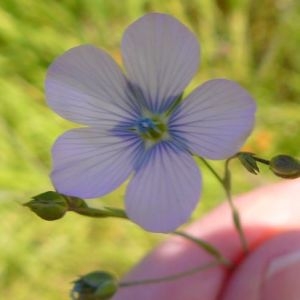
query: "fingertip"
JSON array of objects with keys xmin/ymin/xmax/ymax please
[{"xmin": 222, "ymin": 231, "xmax": 300, "ymax": 300}]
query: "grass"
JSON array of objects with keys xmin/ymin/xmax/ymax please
[{"xmin": 0, "ymin": 0, "xmax": 299, "ymax": 299}]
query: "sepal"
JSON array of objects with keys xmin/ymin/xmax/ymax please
[{"xmin": 237, "ymin": 152, "xmax": 260, "ymax": 175}]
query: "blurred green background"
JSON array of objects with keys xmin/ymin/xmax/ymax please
[{"xmin": 0, "ymin": 0, "xmax": 299, "ymax": 299}]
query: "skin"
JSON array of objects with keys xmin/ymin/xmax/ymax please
[{"xmin": 112, "ymin": 178, "xmax": 300, "ymax": 300}]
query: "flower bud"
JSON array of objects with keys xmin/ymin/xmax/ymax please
[
  {"xmin": 71, "ymin": 271, "xmax": 118, "ymax": 300},
  {"xmin": 24, "ymin": 191, "xmax": 68, "ymax": 221},
  {"xmin": 270, "ymin": 155, "xmax": 300, "ymax": 179}
]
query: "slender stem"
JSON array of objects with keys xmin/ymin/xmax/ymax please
[
  {"xmin": 173, "ymin": 231, "xmax": 231, "ymax": 265},
  {"xmin": 198, "ymin": 157, "xmax": 224, "ymax": 185},
  {"xmin": 224, "ymin": 159, "xmax": 248, "ymax": 254},
  {"xmin": 119, "ymin": 261, "xmax": 219, "ymax": 288},
  {"xmin": 65, "ymin": 196, "xmax": 129, "ymax": 219},
  {"xmin": 199, "ymin": 156, "xmax": 249, "ymax": 254},
  {"xmin": 253, "ymin": 156, "xmax": 270, "ymax": 165},
  {"xmin": 72, "ymin": 207, "xmax": 128, "ymax": 219}
]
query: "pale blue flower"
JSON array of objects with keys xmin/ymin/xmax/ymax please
[{"xmin": 46, "ymin": 13, "xmax": 256, "ymax": 232}]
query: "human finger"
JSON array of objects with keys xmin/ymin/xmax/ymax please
[{"xmin": 113, "ymin": 179, "xmax": 300, "ymax": 300}]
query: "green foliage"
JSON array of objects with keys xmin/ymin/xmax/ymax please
[{"xmin": 0, "ymin": 0, "xmax": 299, "ymax": 299}]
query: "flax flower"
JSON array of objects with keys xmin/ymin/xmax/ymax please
[{"xmin": 46, "ymin": 13, "xmax": 256, "ymax": 232}]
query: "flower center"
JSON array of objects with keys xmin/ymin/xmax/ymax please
[{"xmin": 136, "ymin": 116, "xmax": 168, "ymax": 141}]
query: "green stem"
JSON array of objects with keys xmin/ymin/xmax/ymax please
[
  {"xmin": 253, "ymin": 156, "xmax": 270, "ymax": 165},
  {"xmin": 65, "ymin": 196, "xmax": 129, "ymax": 219},
  {"xmin": 72, "ymin": 206, "xmax": 128, "ymax": 219},
  {"xmin": 198, "ymin": 157, "xmax": 224, "ymax": 186},
  {"xmin": 198, "ymin": 156, "xmax": 249, "ymax": 254},
  {"xmin": 173, "ymin": 231, "xmax": 231, "ymax": 265},
  {"xmin": 224, "ymin": 159, "xmax": 249, "ymax": 254},
  {"xmin": 119, "ymin": 261, "xmax": 219, "ymax": 288}
]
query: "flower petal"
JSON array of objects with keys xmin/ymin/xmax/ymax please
[
  {"xmin": 126, "ymin": 142, "xmax": 201, "ymax": 233},
  {"xmin": 51, "ymin": 127, "xmax": 143, "ymax": 198},
  {"xmin": 122, "ymin": 13, "xmax": 200, "ymax": 113},
  {"xmin": 46, "ymin": 45, "xmax": 139, "ymax": 127},
  {"xmin": 170, "ymin": 79, "xmax": 256, "ymax": 159}
]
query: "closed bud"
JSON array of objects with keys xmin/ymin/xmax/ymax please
[
  {"xmin": 24, "ymin": 191, "xmax": 68, "ymax": 221},
  {"xmin": 71, "ymin": 271, "xmax": 118, "ymax": 300},
  {"xmin": 270, "ymin": 155, "xmax": 300, "ymax": 179}
]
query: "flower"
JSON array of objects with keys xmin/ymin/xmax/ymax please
[{"xmin": 45, "ymin": 13, "xmax": 256, "ymax": 233}]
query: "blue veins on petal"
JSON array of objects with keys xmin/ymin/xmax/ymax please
[
  {"xmin": 45, "ymin": 45, "xmax": 141, "ymax": 127},
  {"xmin": 126, "ymin": 141, "xmax": 202, "ymax": 232},
  {"xmin": 51, "ymin": 127, "xmax": 144, "ymax": 199},
  {"xmin": 122, "ymin": 13, "xmax": 200, "ymax": 113},
  {"xmin": 169, "ymin": 79, "xmax": 256, "ymax": 160}
]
